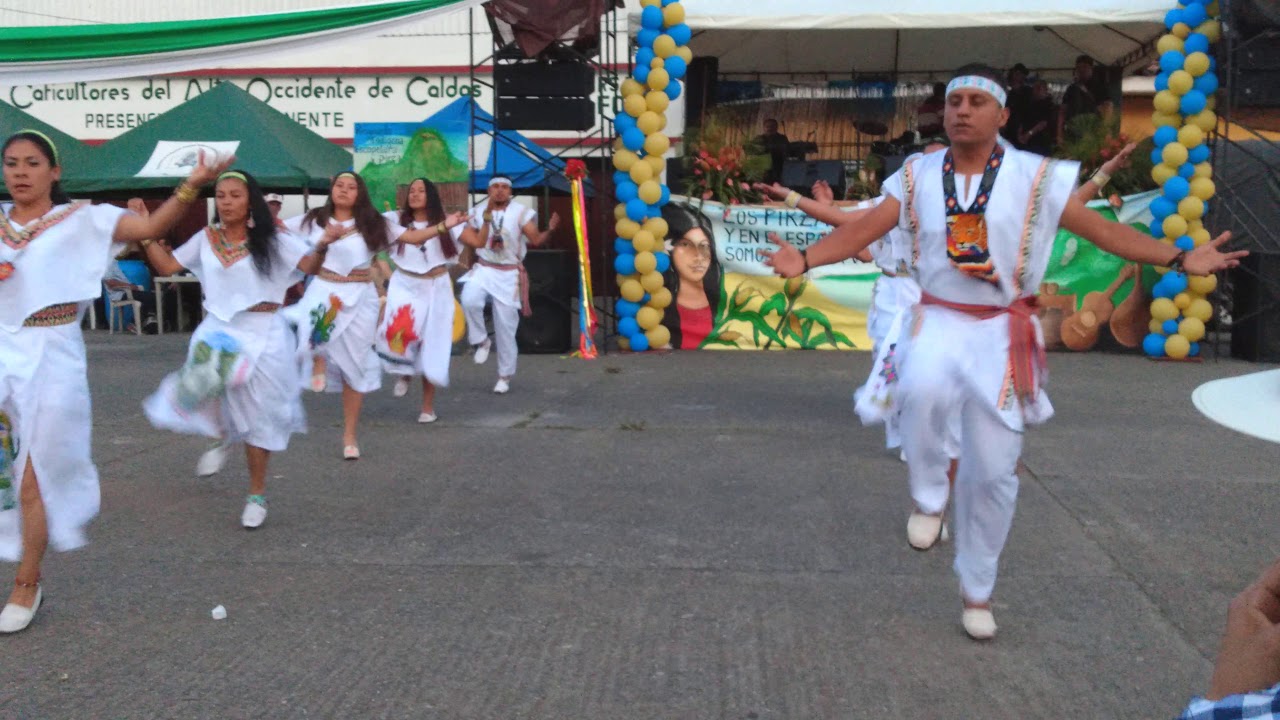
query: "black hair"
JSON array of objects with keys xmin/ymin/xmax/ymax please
[
  {"xmin": 660, "ymin": 202, "xmax": 721, "ymax": 349},
  {"xmin": 951, "ymin": 63, "xmax": 1005, "ymax": 87},
  {"xmin": 931, "ymin": 82, "xmax": 947, "ymax": 97},
  {"xmin": 1075, "ymin": 55, "xmax": 1094, "ymax": 66},
  {"xmin": 3, "ymin": 131, "xmax": 71, "ymax": 205},
  {"xmin": 398, "ymin": 177, "xmax": 457, "ymax": 259},
  {"xmin": 210, "ymin": 170, "xmax": 275, "ymax": 274},
  {"xmin": 302, "ymin": 172, "xmax": 388, "ymax": 253}
]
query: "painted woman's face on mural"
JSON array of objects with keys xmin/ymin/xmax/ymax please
[{"xmin": 672, "ymin": 227, "xmax": 712, "ymax": 288}]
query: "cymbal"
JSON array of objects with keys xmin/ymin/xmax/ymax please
[{"xmin": 855, "ymin": 120, "xmax": 889, "ymax": 136}]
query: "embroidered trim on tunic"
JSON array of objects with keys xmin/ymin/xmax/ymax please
[
  {"xmin": 1014, "ymin": 157, "xmax": 1054, "ymax": 296},
  {"xmin": 942, "ymin": 146, "xmax": 1004, "ymax": 285},
  {"xmin": 903, "ymin": 159, "xmax": 921, "ymax": 270},
  {"xmin": 22, "ymin": 302, "xmax": 78, "ymax": 327},
  {"xmin": 317, "ymin": 267, "xmax": 372, "ymax": 283},
  {"xmin": 206, "ymin": 225, "xmax": 250, "ymax": 269},
  {"xmin": 0, "ymin": 201, "xmax": 88, "ymax": 251}
]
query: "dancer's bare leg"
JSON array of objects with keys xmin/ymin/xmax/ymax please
[
  {"xmin": 421, "ymin": 379, "xmax": 436, "ymax": 416},
  {"xmin": 341, "ymin": 381, "xmax": 363, "ymax": 448},
  {"xmin": 9, "ymin": 459, "xmax": 45, "ymax": 608},
  {"xmin": 246, "ymin": 446, "xmax": 269, "ymax": 497}
]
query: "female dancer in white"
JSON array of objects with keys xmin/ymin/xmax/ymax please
[
  {"xmin": 140, "ymin": 170, "xmax": 332, "ymax": 529},
  {"xmin": 0, "ymin": 130, "xmax": 231, "ymax": 632},
  {"xmin": 375, "ymin": 177, "xmax": 466, "ymax": 423}
]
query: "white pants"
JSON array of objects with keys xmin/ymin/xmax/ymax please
[
  {"xmin": 460, "ymin": 280, "xmax": 520, "ymax": 379},
  {"xmin": 898, "ymin": 313, "xmax": 1023, "ymax": 604}
]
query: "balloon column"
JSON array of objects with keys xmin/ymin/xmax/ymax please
[
  {"xmin": 1143, "ymin": 0, "xmax": 1221, "ymax": 360},
  {"xmin": 613, "ymin": 0, "xmax": 690, "ymax": 352}
]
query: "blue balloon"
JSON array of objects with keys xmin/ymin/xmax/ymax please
[
  {"xmin": 658, "ymin": 184, "xmax": 671, "ymax": 205},
  {"xmin": 655, "ymin": 252, "xmax": 671, "ymax": 273},
  {"xmin": 1175, "ymin": 235, "xmax": 1196, "ymax": 251},
  {"xmin": 630, "ymin": 333, "xmax": 650, "ymax": 352},
  {"xmin": 616, "ymin": 299, "xmax": 639, "ymax": 317},
  {"xmin": 667, "ymin": 23, "xmax": 693, "ymax": 46},
  {"xmin": 1149, "ymin": 148, "xmax": 1164, "ymax": 166},
  {"xmin": 1194, "ymin": 72, "xmax": 1218, "ymax": 95},
  {"xmin": 613, "ymin": 170, "xmax": 631, "ymax": 188},
  {"xmin": 1150, "ymin": 195, "xmax": 1175, "ymax": 221},
  {"xmin": 619, "ymin": 317, "xmax": 640, "ymax": 337},
  {"xmin": 665, "ymin": 81, "xmax": 682, "ymax": 101},
  {"xmin": 1144, "ymin": 333, "xmax": 1168, "ymax": 356},
  {"xmin": 1178, "ymin": 162, "xmax": 1197, "ymax": 179},
  {"xmin": 1189, "ymin": 341, "xmax": 1201, "ymax": 357},
  {"xmin": 614, "ymin": 253, "xmax": 636, "ymax": 275},
  {"xmin": 1165, "ymin": 271, "xmax": 1189, "ymax": 295},
  {"xmin": 634, "ymin": 48, "xmax": 655, "ymax": 69},
  {"xmin": 622, "ymin": 127, "xmax": 646, "ymax": 151},
  {"xmin": 1182, "ymin": 3, "xmax": 1207, "ymax": 27},
  {"xmin": 1164, "ymin": 176, "xmax": 1191, "ymax": 202},
  {"xmin": 614, "ymin": 237, "xmax": 634, "ymax": 255},
  {"xmin": 640, "ymin": 5, "xmax": 663, "ymax": 30},
  {"xmin": 1209, "ymin": 56, "xmax": 1217, "ymax": 72},
  {"xmin": 626, "ymin": 198, "xmax": 649, "ymax": 222},
  {"xmin": 1154, "ymin": 72, "xmax": 1170, "ymax": 92},
  {"xmin": 646, "ymin": 204, "xmax": 663, "ymax": 218},
  {"xmin": 664, "ymin": 55, "xmax": 688, "ymax": 80},
  {"xmin": 662, "ymin": 0, "xmax": 679, "ymax": 5},
  {"xmin": 1150, "ymin": 223, "xmax": 1166, "ymax": 239},
  {"xmin": 615, "ymin": 112, "xmax": 636, "ymax": 132},
  {"xmin": 1180, "ymin": 89, "xmax": 1208, "ymax": 116},
  {"xmin": 641, "ymin": 292, "xmax": 651, "ymax": 304},
  {"xmin": 1152, "ymin": 281, "xmax": 1173, "ymax": 300},
  {"xmin": 1160, "ymin": 50, "xmax": 1187, "ymax": 74},
  {"xmin": 616, "ymin": 179, "xmax": 639, "ymax": 202},
  {"xmin": 1154, "ymin": 125, "xmax": 1178, "ymax": 148},
  {"xmin": 1184, "ymin": 33, "xmax": 1211, "ymax": 55},
  {"xmin": 1162, "ymin": 319, "xmax": 1181, "ymax": 335},
  {"xmin": 1188, "ymin": 145, "xmax": 1211, "ymax": 166},
  {"xmin": 1164, "ymin": 8, "xmax": 1184, "ymax": 30},
  {"xmin": 637, "ymin": 28, "xmax": 660, "ymax": 49},
  {"xmin": 634, "ymin": 64, "xmax": 651, "ymax": 85}
]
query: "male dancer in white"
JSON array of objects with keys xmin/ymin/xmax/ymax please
[
  {"xmin": 456, "ymin": 176, "xmax": 559, "ymax": 394},
  {"xmin": 763, "ymin": 64, "xmax": 1245, "ymax": 640}
]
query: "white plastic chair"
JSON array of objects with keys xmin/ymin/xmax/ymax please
[{"xmin": 108, "ymin": 287, "xmax": 142, "ymax": 336}]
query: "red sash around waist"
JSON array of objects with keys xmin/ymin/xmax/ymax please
[{"xmin": 920, "ymin": 292, "xmax": 1044, "ymax": 406}]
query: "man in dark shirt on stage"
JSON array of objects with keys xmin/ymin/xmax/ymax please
[{"xmin": 756, "ymin": 118, "xmax": 789, "ymax": 185}]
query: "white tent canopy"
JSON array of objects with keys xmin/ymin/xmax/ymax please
[{"xmin": 675, "ymin": 0, "xmax": 1168, "ymax": 78}]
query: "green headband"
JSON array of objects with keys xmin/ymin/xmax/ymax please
[
  {"xmin": 14, "ymin": 128, "xmax": 59, "ymax": 166},
  {"xmin": 217, "ymin": 171, "xmax": 248, "ymax": 184}
]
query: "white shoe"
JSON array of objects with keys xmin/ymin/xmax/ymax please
[
  {"xmin": 473, "ymin": 341, "xmax": 491, "ymax": 365},
  {"xmin": 962, "ymin": 607, "xmax": 997, "ymax": 640},
  {"xmin": 0, "ymin": 585, "xmax": 42, "ymax": 633},
  {"xmin": 309, "ymin": 373, "xmax": 326, "ymax": 393},
  {"xmin": 493, "ymin": 378, "xmax": 510, "ymax": 394},
  {"xmin": 241, "ymin": 496, "xmax": 267, "ymax": 529},
  {"xmin": 343, "ymin": 444, "xmax": 360, "ymax": 460},
  {"xmin": 907, "ymin": 511, "xmax": 947, "ymax": 550},
  {"xmin": 418, "ymin": 412, "xmax": 438, "ymax": 424},
  {"xmin": 196, "ymin": 444, "xmax": 229, "ymax": 477},
  {"xmin": 393, "ymin": 376, "xmax": 411, "ymax": 397}
]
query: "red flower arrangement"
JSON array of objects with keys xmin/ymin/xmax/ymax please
[{"xmin": 564, "ymin": 159, "xmax": 588, "ymax": 181}]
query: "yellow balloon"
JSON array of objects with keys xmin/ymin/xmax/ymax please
[
  {"xmin": 639, "ymin": 270, "xmax": 665, "ymax": 293},
  {"xmin": 1165, "ymin": 333, "xmax": 1191, "ymax": 360},
  {"xmin": 623, "ymin": 93, "xmax": 647, "ymax": 118},
  {"xmin": 636, "ymin": 111, "xmax": 663, "ymax": 136},
  {"xmin": 653, "ymin": 34, "xmax": 677, "ymax": 59},
  {"xmin": 616, "ymin": 218, "xmax": 639, "ymax": 239},
  {"xmin": 644, "ymin": 133, "xmax": 671, "ymax": 157},
  {"xmin": 651, "ymin": 57, "xmax": 665, "ymax": 70},
  {"xmin": 1178, "ymin": 124, "xmax": 1205, "ymax": 148},
  {"xmin": 1152, "ymin": 111, "xmax": 1182, "ymax": 128},
  {"xmin": 617, "ymin": 273, "xmax": 637, "ymax": 287},
  {"xmin": 662, "ymin": 3, "xmax": 686, "ymax": 27},
  {"xmin": 639, "ymin": 0, "xmax": 660, "ymax": 6},
  {"xmin": 1179, "ymin": 317, "xmax": 1207, "ymax": 342},
  {"xmin": 1191, "ymin": 110, "xmax": 1217, "ymax": 133},
  {"xmin": 647, "ymin": 67, "xmax": 670, "ymax": 92},
  {"xmin": 1156, "ymin": 34, "xmax": 1184, "ymax": 55},
  {"xmin": 1160, "ymin": 237, "xmax": 1176, "ymax": 246},
  {"xmin": 1206, "ymin": 95, "xmax": 1217, "ymax": 111},
  {"xmin": 629, "ymin": 159, "xmax": 654, "ymax": 184},
  {"xmin": 621, "ymin": 78, "xmax": 645, "ymax": 97},
  {"xmin": 1154, "ymin": 265, "xmax": 1170, "ymax": 276},
  {"xmin": 1151, "ymin": 298, "xmax": 1180, "ymax": 322},
  {"xmin": 1197, "ymin": 19, "xmax": 1221, "ymax": 43},
  {"xmin": 645, "ymin": 154, "xmax": 666, "ymax": 177},
  {"xmin": 613, "ymin": 149, "xmax": 639, "ymax": 171},
  {"xmin": 1191, "ymin": 227, "xmax": 1211, "ymax": 246},
  {"xmin": 636, "ymin": 305, "xmax": 662, "ymax": 330},
  {"xmin": 1149, "ymin": 318, "xmax": 1165, "ymax": 334},
  {"xmin": 1192, "ymin": 161, "xmax": 1214, "ymax": 179},
  {"xmin": 676, "ymin": 46, "xmax": 693, "ymax": 64},
  {"xmin": 1172, "ymin": 22, "xmax": 1191, "ymax": 39},
  {"xmin": 649, "ymin": 286, "xmax": 672, "ymax": 309},
  {"xmin": 631, "ymin": 229, "xmax": 656, "ymax": 253},
  {"xmin": 645, "ymin": 324, "xmax": 671, "ymax": 349},
  {"xmin": 452, "ymin": 298, "xmax": 466, "ymax": 343},
  {"xmin": 1162, "ymin": 142, "xmax": 1189, "ymax": 167},
  {"xmin": 1187, "ymin": 218, "xmax": 1205, "ymax": 236},
  {"xmin": 1178, "ymin": 195, "xmax": 1205, "ymax": 221},
  {"xmin": 1174, "ymin": 292, "xmax": 1192, "ymax": 310},
  {"xmin": 1185, "ymin": 52, "xmax": 1211, "ymax": 77},
  {"xmin": 643, "ymin": 217, "xmax": 669, "ymax": 240},
  {"xmin": 634, "ymin": 250, "xmax": 657, "ymax": 274},
  {"xmin": 1188, "ymin": 274, "xmax": 1217, "ymax": 295},
  {"xmin": 638, "ymin": 180, "xmax": 662, "ymax": 205},
  {"xmin": 1153, "ymin": 90, "xmax": 1181, "ymax": 115},
  {"xmin": 612, "ymin": 137, "xmax": 624, "ymax": 152},
  {"xmin": 1169, "ymin": 70, "xmax": 1194, "ymax": 95},
  {"xmin": 645, "ymin": 90, "xmax": 670, "ymax": 114},
  {"xmin": 620, "ymin": 278, "xmax": 645, "ymax": 303},
  {"xmin": 1152, "ymin": 163, "xmax": 1177, "ymax": 186},
  {"xmin": 1186, "ymin": 297, "xmax": 1213, "ymax": 323},
  {"xmin": 1162, "ymin": 214, "xmax": 1188, "ymax": 239},
  {"xmin": 618, "ymin": 336, "xmax": 631, "ymax": 351},
  {"xmin": 615, "ymin": 203, "xmax": 628, "ymax": 221}
]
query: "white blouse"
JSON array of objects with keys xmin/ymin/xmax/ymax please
[
  {"xmin": 382, "ymin": 211, "xmax": 459, "ymax": 274},
  {"xmin": 172, "ymin": 225, "xmax": 311, "ymax": 322},
  {"xmin": 284, "ymin": 213, "xmax": 406, "ymax": 276}
]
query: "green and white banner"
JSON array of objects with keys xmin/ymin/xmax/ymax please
[{"xmin": 0, "ymin": 0, "xmax": 481, "ymax": 85}]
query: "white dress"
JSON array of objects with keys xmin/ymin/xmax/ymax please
[
  {"xmin": 284, "ymin": 214, "xmax": 404, "ymax": 394},
  {"xmin": 374, "ymin": 212, "xmax": 457, "ymax": 387},
  {"xmin": 143, "ymin": 225, "xmax": 312, "ymax": 452},
  {"xmin": 0, "ymin": 201, "xmax": 129, "ymax": 560}
]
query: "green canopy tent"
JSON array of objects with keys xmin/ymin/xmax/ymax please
[
  {"xmin": 0, "ymin": 101, "xmax": 97, "ymax": 196},
  {"xmin": 65, "ymin": 82, "xmax": 352, "ymax": 196}
]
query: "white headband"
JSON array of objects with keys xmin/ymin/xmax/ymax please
[
  {"xmin": 946, "ymin": 75, "xmax": 1007, "ymax": 107},
  {"xmin": 488, "ymin": 177, "xmax": 512, "ymax": 188}
]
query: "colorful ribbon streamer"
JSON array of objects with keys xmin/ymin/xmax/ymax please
[{"xmin": 566, "ymin": 160, "xmax": 598, "ymax": 359}]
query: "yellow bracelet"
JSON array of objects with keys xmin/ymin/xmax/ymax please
[
  {"xmin": 140, "ymin": 239, "xmax": 154, "ymax": 248},
  {"xmin": 784, "ymin": 191, "xmax": 801, "ymax": 209},
  {"xmin": 174, "ymin": 183, "xmax": 199, "ymax": 204},
  {"xmin": 437, "ymin": 222, "xmax": 447, "ymax": 235}
]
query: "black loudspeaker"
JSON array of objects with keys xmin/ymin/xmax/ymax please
[
  {"xmin": 1230, "ymin": 252, "xmax": 1280, "ymax": 362},
  {"xmin": 684, "ymin": 56, "xmax": 718, "ymax": 128},
  {"xmin": 781, "ymin": 160, "xmax": 845, "ymax": 199},
  {"xmin": 496, "ymin": 97, "xmax": 594, "ymax": 131},
  {"xmin": 517, "ymin": 249, "xmax": 574, "ymax": 354},
  {"xmin": 494, "ymin": 62, "xmax": 595, "ymax": 97},
  {"xmin": 1238, "ymin": 40, "xmax": 1280, "ymax": 108},
  {"xmin": 666, "ymin": 157, "xmax": 686, "ymax": 195}
]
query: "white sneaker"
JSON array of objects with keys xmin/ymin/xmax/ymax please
[
  {"xmin": 241, "ymin": 496, "xmax": 267, "ymax": 529},
  {"xmin": 418, "ymin": 412, "xmax": 438, "ymax": 424},
  {"xmin": 906, "ymin": 511, "xmax": 947, "ymax": 550},
  {"xmin": 393, "ymin": 376, "xmax": 411, "ymax": 397},
  {"xmin": 962, "ymin": 607, "xmax": 997, "ymax": 640},
  {"xmin": 493, "ymin": 378, "xmax": 510, "ymax": 394},
  {"xmin": 0, "ymin": 585, "xmax": 41, "ymax": 633},
  {"xmin": 196, "ymin": 444, "xmax": 229, "ymax": 477},
  {"xmin": 473, "ymin": 340, "xmax": 491, "ymax": 365}
]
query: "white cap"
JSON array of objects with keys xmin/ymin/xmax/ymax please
[
  {"xmin": 265, "ymin": 193, "xmax": 284, "ymax": 204},
  {"xmin": 1192, "ymin": 368, "xmax": 1280, "ymax": 444}
]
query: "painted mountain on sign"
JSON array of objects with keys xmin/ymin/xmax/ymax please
[{"xmin": 359, "ymin": 127, "xmax": 469, "ymax": 209}]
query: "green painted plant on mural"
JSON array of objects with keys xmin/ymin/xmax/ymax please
[
  {"xmin": 360, "ymin": 127, "xmax": 469, "ymax": 209},
  {"xmin": 701, "ymin": 276, "xmax": 856, "ymax": 350}
]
